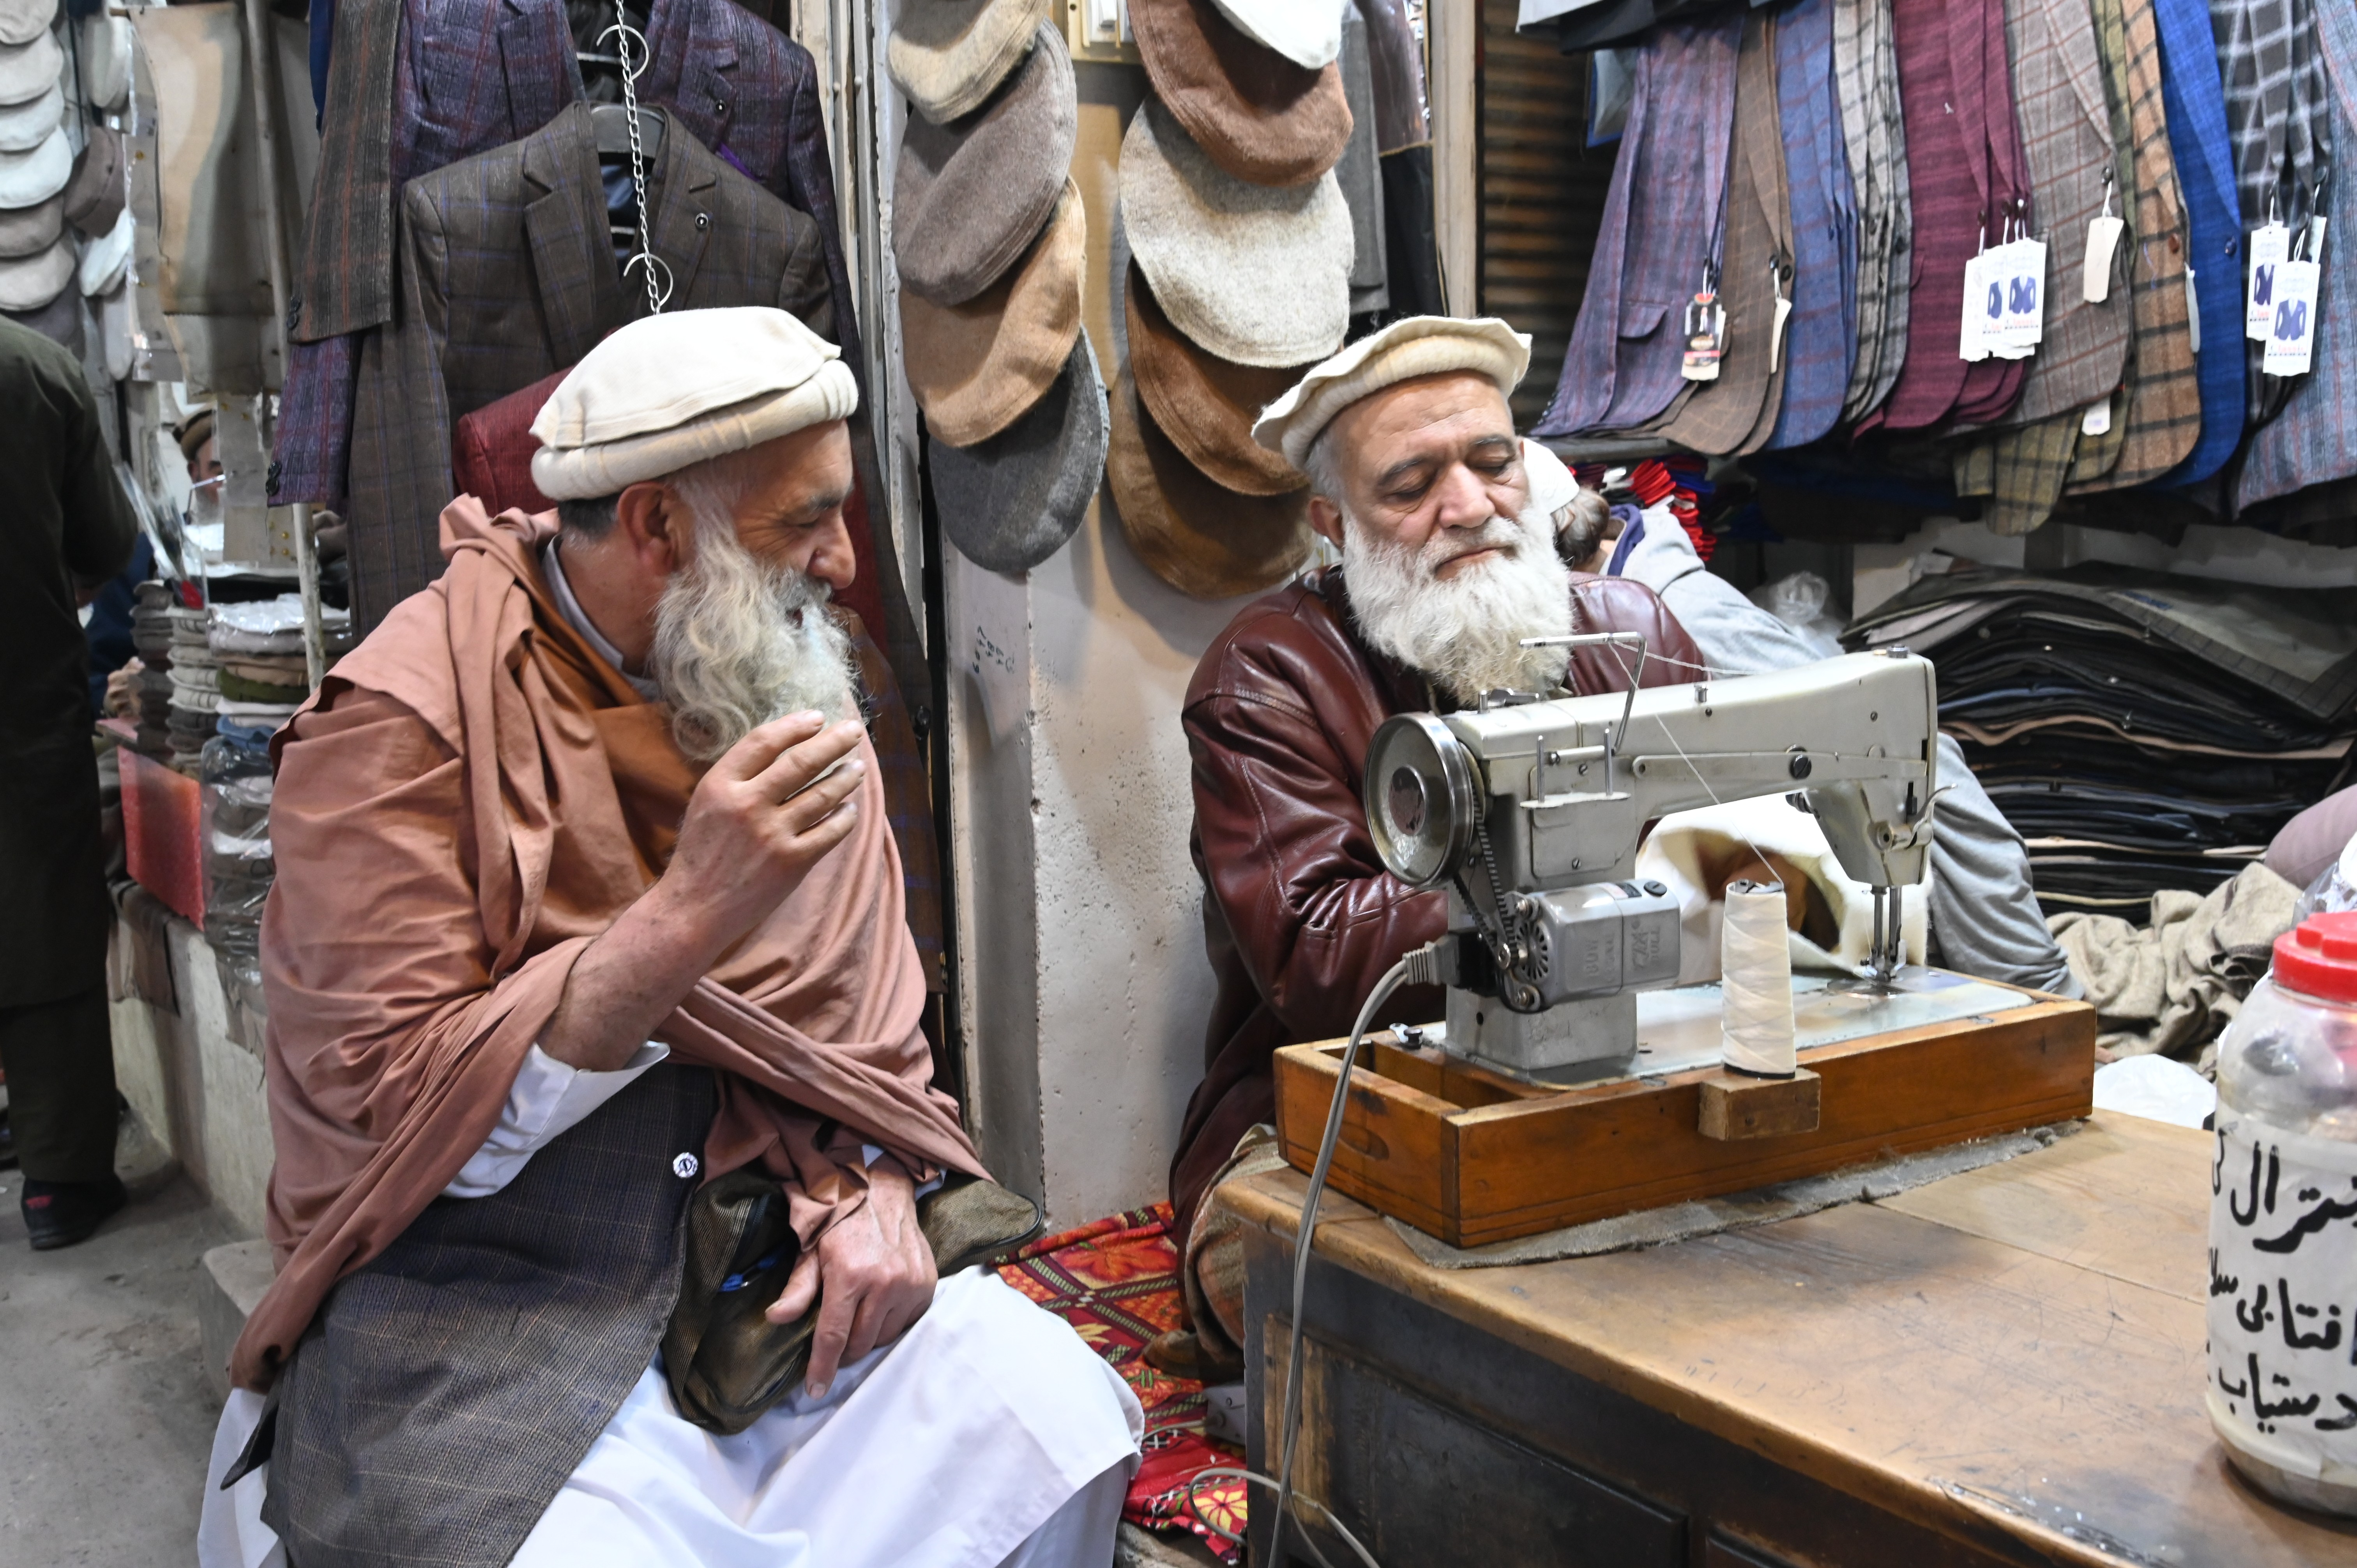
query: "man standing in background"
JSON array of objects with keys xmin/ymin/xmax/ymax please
[{"xmin": 0, "ymin": 316, "xmax": 139, "ymax": 1247}]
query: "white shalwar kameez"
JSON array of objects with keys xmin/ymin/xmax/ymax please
[{"xmin": 197, "ymin": 1044, "xmax": 1144, "ymax": 1568}]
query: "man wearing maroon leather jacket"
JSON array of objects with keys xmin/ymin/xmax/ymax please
[{"xmin": 1161, "ymin": 319, "xmax": 1703, "ymax": 1373}]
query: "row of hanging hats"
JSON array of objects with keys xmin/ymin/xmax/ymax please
[
  {"xmin": 888, "ymin": 0, "xmax": 1107, "ymax": 575},
  {"xmin": 0, "ymin": 0, "xmax": 132, "ymax": 357},
  {"xmin": 1112, "ymin": 0, "xmax": 1358, "ymax": 599}
]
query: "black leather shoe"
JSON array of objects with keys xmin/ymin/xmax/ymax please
[{"xmin": 21, "ymin": 1174, "xmax": 127, "ymax": 1250}]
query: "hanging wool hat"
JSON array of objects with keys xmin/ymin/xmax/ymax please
[
  {"xmin": 80, "ymin": 13, "xmax": 133, "ymax": 114},
  {"xmin": 0, "ymin": 80, "xmax": 57, "ymax": 151},
  {"xmin": 0, "ymin": 27, "xmax": 59, "ymax": 105},
  {"xmin": 0, "ymin": 0, "xmax": 51, "ymax": 49},
  {"xmin": 0, "ymin": 122, "xmax": 69, "ymax": 208},
  {"xmin": 892, "ymin": 21, "xmax": 1074, "ymax": 306},
  {"xmin": 933, "ymin": 335, "xmax": 1108, "ymax": 573},
  {"xmin": 79, "ymin": 204, "xmax": 129, "ymax": 295},
  {"xmin": 887, "ymin": 0, "xmax": 1048, "ymax": 127},
  {"xmin": 1108, "ymin": 366, "xmax": 1311, "ymax": 599},
  {"xmin": 1206, "ymin": 0, "xmax": 1343, "ymax": 71},
  {"xmin": 0, "ymin": 230, "xmax": 71, "ymax": 310},
  {"xmin": 1252, "ymin": 314, "xmax": 1531, "ymax": 470},
  {"xmin": 902, "ymin": 177, "xmax": 1084, "ymax": 449},
  {"xmin": 1119, "ymin": 98, "xmax": 1349, "ymax": 369},
  {"xmin": 1124, "ymin": 259, "xmax": 1307, "ymax": 496},
  {"xmin": 0, "ymin": 186, "xmax": 55, "ymax": 253},
  {"xmin": 1130, "ymin": 0, "xmax": 1350, "ymax": 188},
  {"xmin": 530, "ymin": 307, "xmax": 861, "ymax": 500},
  {"xmin": 61, "ymin": 122, "xmax": 122, "ymax": 236},
  {"xmin": 2, "ymin": 266, "xmax": 76, "ymax": 349}
]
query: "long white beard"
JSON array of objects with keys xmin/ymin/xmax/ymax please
[
  {"xmin": 1342, "ymin": 500, "xmax": 1574, "ymax": 705},
  {"xmin": 650, "ymin": 504, "xmax": 859, "ymax": 761}
]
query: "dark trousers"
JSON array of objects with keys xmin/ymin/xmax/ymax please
[{"xmin": 0, "ymin": 983, "xmax": 119, "ymax": 1182}]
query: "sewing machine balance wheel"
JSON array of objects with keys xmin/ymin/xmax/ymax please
[{"xmin": 1366, "ymin": 712, "xmax": 1482, "ymax": 891}]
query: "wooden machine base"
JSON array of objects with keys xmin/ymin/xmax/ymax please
[{"xmin": 1271, "ymin": 975, "xmax": 2096, "ymax": 1248}]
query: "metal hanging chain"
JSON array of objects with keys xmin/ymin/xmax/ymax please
[{"xmin": 601, "ymin": 5, "xmax": 673, "ymax": 316}]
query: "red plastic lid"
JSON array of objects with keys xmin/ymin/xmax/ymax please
[{"xmin": 2274, "ymin": 912, "xmax": 2357, "ymax": 1005}]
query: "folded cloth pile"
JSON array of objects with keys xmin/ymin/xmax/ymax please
[
  {"xmin": 165, "ymin": 604, "xmax": 218, "ymax": 772},
  {"xmin": 2049, "ymin": 861, "xmax": 2302, "ymax": 1065},
  {"xmin": 206, "ymin": 593, "xmax": 350, "ymax": 731},
  {"xmin": 128, "ymin": 581, "xmax": 178, "ymax": 758},
  {"xmin": 1850, "ymin": 564, "xmax": 2357, "ymax": 919}
]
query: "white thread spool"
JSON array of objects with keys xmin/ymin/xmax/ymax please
[{"xmin": 1721, "ymin": 879, "xmax": 1797, "ymax": 1077}]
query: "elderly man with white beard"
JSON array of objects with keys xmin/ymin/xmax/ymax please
[
  {"xmin": 197, "ymin": 309, "xmax": 1141, "ymax": 1568},
  {"xmin": 1156, "ymin": 319, "xmax": 1703, "ymax": 1378}
]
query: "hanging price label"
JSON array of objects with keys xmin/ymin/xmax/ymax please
[
  {"xmin": 1959, "ymin": 251, "xmax": 1994, "ymax": 362},
  {"xmin": 1997, "ymin": 237, "xmax": 2047, "ymax": 357},
  {"xmin": 2263, "ymin": 258, "xmax": 2321, "ymax": 376},
  {"xmin": 2186, "ymin": 265, "xmax": 2201, "ymax": 353},
  {"xmin": 2248, "ymin": 222, "xmax": 2292, "ymax": 341},
  {"xmin": 2080, "ymin": 396, "xmax": 2112, "ymax": 436},
  {"xmin": 1682, "ymin": 291, "xmax": 1726, "ymax": 381},
  {"xmin": 2084, "ymin": 215, "xmax": 2124, "ymax": 302}
]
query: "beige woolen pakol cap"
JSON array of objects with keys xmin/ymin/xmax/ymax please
[
  {"xmin": 0, "ymin": 82, "xmax": 58, "ymax": 152},
  {"xmin": 900, "ymin": 178, "xmax": 1084, "ymax": 449},
  {"xmin": 529, "ymin": 308, "xmax": 860, "ymax": 501},
  {"xmin": 0, "ymin": 0, "xmax": 56, "ymax": 48},
  {"xmin": 886, "ymin": 0, "xmax": 1048, "ymax": 126},
  {"xmin": 0, "ymin": 27, "xmax": 60, "ymax": 106},
  {"xmin": 1119, "ymin": 97, "xmax": 1351, "ymax": 370},
  {"xmin": 1251, "ymin": 315, "xmax": 1532, "ymax": 471}
]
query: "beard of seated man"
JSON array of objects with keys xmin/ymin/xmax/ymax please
[{"xmin": 650, "ymin": 463, "xmax": 860, "ymax": 761}]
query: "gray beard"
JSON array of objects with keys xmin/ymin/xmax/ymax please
[
  {"xmin": 1341, "ymin": 501, "xmax": 1575, "ymax": 706},
  {"xmin": 650, "ymin": 505, "xmax": 859, "ymax": 762}
]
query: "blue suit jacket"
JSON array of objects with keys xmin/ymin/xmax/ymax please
[
  {"xmin": 1766, "ymin": 0, "xmax": 1857, "ymax": 449},
  {"xmin": 2148, "ymin": 0, "xmax": 2244, "ymax": 485}
]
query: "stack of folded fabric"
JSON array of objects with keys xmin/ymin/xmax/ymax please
[
  {"xmin": 1849, "ymin": 565, "xmax": 2357, "ymax": 919},
  {"xmin": 164, "ymin": 604, "xmax": 218, "ymax": 772},
  {"xmin": 128, "ymin": 580, "xmax": 178, "ymax": 757},
  {"xmin": 208, "ymin": 593, "xmax": 351, "ymax": 733}
]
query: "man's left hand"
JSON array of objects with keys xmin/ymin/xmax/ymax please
[{"xmin": 767, "ymin": 1159, "xmax": 936, "ymax": 1399}]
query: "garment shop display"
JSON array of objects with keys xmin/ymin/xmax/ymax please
[
  {"xmin": 1831, "ymin": 0, "xmax": 1912, "ymax": 422},
  {"xmin": 1130, "ymin": 0, "xmax": 1352, "ymax": 190},
  {"xmin": 2147, "ymin": 0, "xmax": 2245, "ymax": 484},
  {"xmin": 1762, "ymin": 0, "xmax": 1854, "ymax": 450},
  {"xmin": 891, "ymin": 21, "xmax": 1075, "ymax": 307},
  {"xmin": 899, "ymin": 178, "xmax": 1085, "ymax": 450},
  {"xmin": 341, "ymin": 99, "xmax": 833, "ymax": 626},
  {"xmin": 1852, "ymin": 564, "xmax": 2357, "ymax": 916}
]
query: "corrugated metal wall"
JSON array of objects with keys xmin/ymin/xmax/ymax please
[{"xmin": 1477, "ymin": 2, "xmax": 1615, "ymax": 427}]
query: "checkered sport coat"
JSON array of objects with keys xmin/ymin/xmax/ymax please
[
  {"xmin": 1831, "ymin": 0, "xmax": 1913, "ymax": 421},
  {"xmin": 341, "ymin": 102, "xmax": 834, "ymax": 627},
  {"xmin": 2143, "ymin": 0, "xmax": 2246, "ymax": 483}
]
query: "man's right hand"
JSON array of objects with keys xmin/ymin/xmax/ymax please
[{"xmin": 663, "ymin": 711, "xmax": 868, "ymax": 949}]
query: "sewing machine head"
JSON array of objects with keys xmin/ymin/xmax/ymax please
[{"xmin": 1365, "ymin": 647, "xmax": 1941, "ymax": 1076}]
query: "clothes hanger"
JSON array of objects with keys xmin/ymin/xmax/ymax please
[{"xmin": 590, "ymin": 100, "xmax": 664, "ymax": 158}]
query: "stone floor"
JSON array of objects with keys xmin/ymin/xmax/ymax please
[{"xmin": 0, "ymin": 1163, "xmax": 239, "ymax": 1567}]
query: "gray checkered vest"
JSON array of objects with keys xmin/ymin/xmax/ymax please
[{"xmin": 261, "ymin": 1063, "xmax": 717, "ymax": 1567}]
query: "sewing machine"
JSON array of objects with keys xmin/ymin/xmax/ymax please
[{"xmin": 1364, "ymin": 645, "xmax": 1942, "ymax": 1077}]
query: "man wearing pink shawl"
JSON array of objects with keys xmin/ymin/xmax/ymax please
[{"xmin": 196, "ymin": 310, "xmax": 1140, "ymax": 1568}]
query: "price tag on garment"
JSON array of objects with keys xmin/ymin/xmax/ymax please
[
  {"xmin": 2080, "ymin": 396, "xmax": 2112, "ymax": 436},
  {"xmin": 1995, "ymin": 237, "xmax": 2048, "ymax": 357},
  {"xmin": 1682, "ymin": 291, "xmax": 1726, "ymax": 381},
  {"xmin": 2263, "ymin": 258, "xmax": 2321, "ymax": 376},
  {"xmin": 2084, "ymin": 214, "xmax": 2124, "ymax": 302},
  {"xmin": 2207, "ymin": 1110, "xmax": 2357, "ymax": 1480},
  {"xmin": 2186, "ymin": 265, "xmax": 2202, "ymax": 353},
  {"xmin": 1959, "ymin": 252, "xmax": 1993, "ymax": 362},
  {"xmin": 2248, "ymin": 222, "xmax": 2292, "ymax": 340},
  {"xmin": 1769, "ymin": 293, "xmax": 1793, "ymax": 373}
]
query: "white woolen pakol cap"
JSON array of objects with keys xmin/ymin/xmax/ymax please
[
  {"xmin": 530, "ymin": 308, "xmax": 860, "ymax": 501},
  {"xmin": 1251, "ymin": 315, "xmax": 1533, "ymax": 472}
]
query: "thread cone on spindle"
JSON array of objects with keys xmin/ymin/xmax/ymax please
[{"xmin": 1722, "ymin": 879, "xmax": 1797, "ymax": 1077}]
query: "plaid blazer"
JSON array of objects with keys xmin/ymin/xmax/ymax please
[
  {"xmin": 2146, "ymin": 0, "xmax": 2246, "ymax": 482},
  {"xmin": 2238, "ymin": 0, "xmax": 2357, "ymax": 509},
  {"xmin": 1653, "ymin": 9, "xmax": 1791, "ymax": 456},
  {"xmin": 1831, "ymin": 0, "xmax": 1913, "ymax": 421},
  {"xmin": 1998, "ymin": 0, "xmax": 2129, "ymax": 427},
  {"xmin": 1764, "ymin": 0, "xmax": 1856, "ymax": 449},
  {"xmin": 1532, "ymin": 15, "xmax": 1742, "ymax": 438},
  {"xmin": 341, "ymin": 103, "xmax": 834, "ymax": 625},
  {"xmin": 263, "ymin": 1065, "xmax": 717, "ymax": 1568},
  {"xmin": 2073, "ymin": 0, "xmax": 2200, "ymax": 490},
  {"xmin": 1870, "ymin": 0, "xmax": 2032, "ymax": 431}
]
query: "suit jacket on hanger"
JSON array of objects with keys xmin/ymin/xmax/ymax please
[
  {"xmin": 1831, "ymin": 0, "xmax": 1912, "ymax": 422},
  {"xmin": 1765, "ymin": 0, "xmax": 1855, "ymax": 449},
  {"xmin": 342, "ymin": 101, "xmax": 833, "ymax": 625},
  {"xmin": 2237, "ymin": 0, "xmax": 2356, "ymax": 510},
  {"xmin": 1532, "ymin": 15, "xmax": 1742, "ymax": 440},
  {"xmin": 2145, "ymin": 0, "xmax": 2244, "ymax": 483},
  {"xmin": 2072, "ymin": 0, "xmax": 2201, "ymax": 490},
  {"xmin": 1947, "ymin": 0, "xmax": 2035, "ymax": 426}
]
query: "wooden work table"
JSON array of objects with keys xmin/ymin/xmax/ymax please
[{"xmin": 1223, "ymin": 1111, "xmax": 2357, "ymax": 1567}]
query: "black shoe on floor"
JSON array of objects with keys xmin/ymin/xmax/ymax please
[{"xmin": 21, "ymin": 1174, "xmax": 127, "ymax": 1250}]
